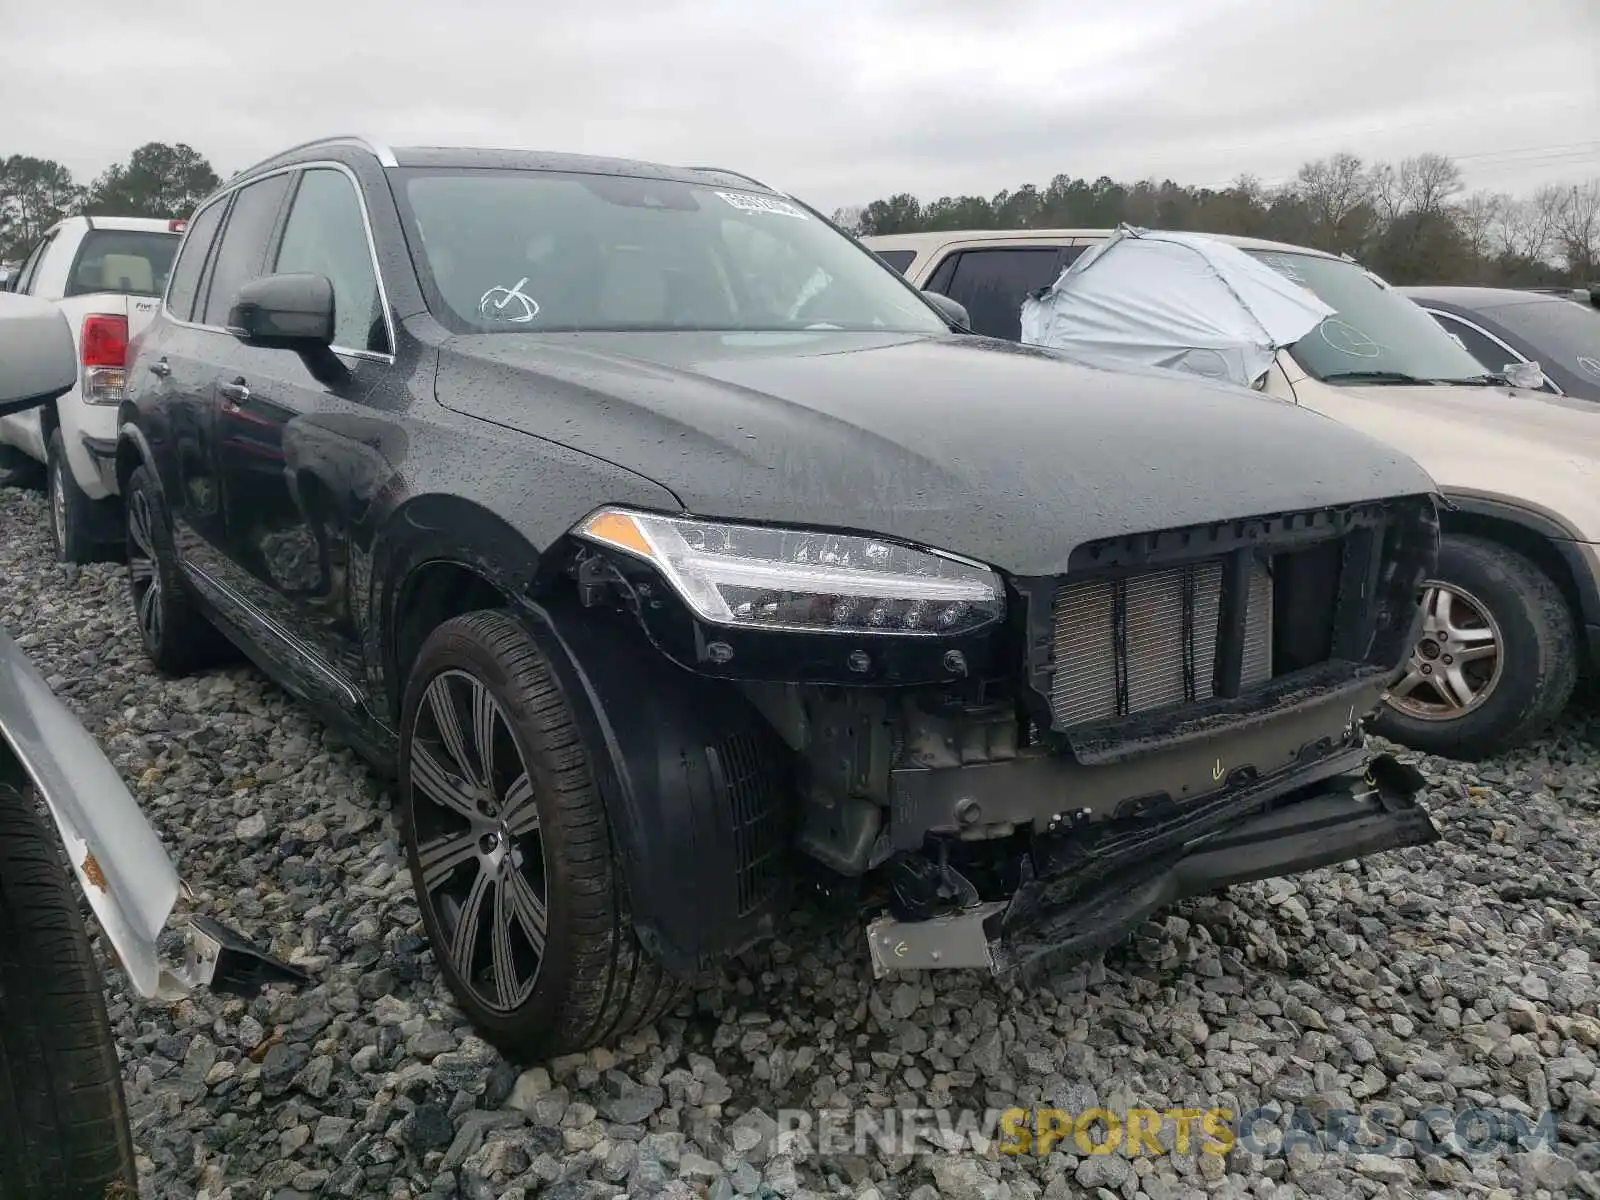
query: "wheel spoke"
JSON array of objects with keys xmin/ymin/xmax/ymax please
[
  {"xmin": 129, "ymin": 494, "xmax": 156, "ymax": 558},
  {"xmin": 1438, "ymin": 666, "xmax": 1476, "ymax": 709},
  {"xmin": 506, "ymin": 865, "xmax": 548, "ymax": 957},
  {"xmin": 1429, "ymin": 587, "xmax": 1453, "ymax": 627},
  {"xmin": 1456, "ymin": 642, "xmax": 1497, "ymax": 664},
  {"xmin": 448, "ymin": 865, "xmax": 493, "ymax": 980},
  {"xmin": 1450, "ymin": 624, "xmax": 1496, "ymax": 647},
  {"xmin": 411, "ymin": 742, "xmax": 482, "ymax": 821},
  {"xmin": 491, "ymin": 878, "xmax": 522, "ymax": 1008},
  {"xmin": 1388, "ymin": 666, "xmax": 1426, "ymax": 699},
  {"xmin": 428, "ymin": 677, "xmax": 482, "ymax": 789},
  {"xmin": 418, "ymin": 829, "xmax": 480, "ymax": 892},
  {"xmin": 502, "ymin": 772, "xmax": 539, "ymax": 837},
  {"xmin": 472, "ymin": 685, "xmax": 499, "ymax": 798},
  {"xmin": 137, "ymin": 583, "xmax": 161, "ymax": 643},
  {"xmin": 128, "ymin": 557, "xmax": 154, "ymax": 582}
]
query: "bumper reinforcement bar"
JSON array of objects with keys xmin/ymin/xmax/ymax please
[{"xmin": 866, "ymin": 753, "xmax": 1436, "ymax": 981}]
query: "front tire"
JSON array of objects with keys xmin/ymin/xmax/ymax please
[
  {"xmin": 1374, "ymin": 534, "xmax": 1578, "ymax": 760},
  {"xmin": 124, "ymin": 464, "xmax": 230, "ymax": 675},
  {"xmin": 400, "ymin": 610, "xmax": 685, "ymax": 1061},
  {"xmin": 0, "ymin": 780, "xmax": 137, "ymax": 1197}
]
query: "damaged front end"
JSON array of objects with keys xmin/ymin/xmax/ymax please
[
  {"xmin": 0, "ymin": 628, "xmax": 307, "ymax": 1002},
  {"xmin": 561, "ymin": 492, "xmax": 1443, "ymax": 982}
]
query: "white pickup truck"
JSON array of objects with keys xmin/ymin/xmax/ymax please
[{"xmin": 0, "ymin": 215, "xmax": 184, "ymax": 562}]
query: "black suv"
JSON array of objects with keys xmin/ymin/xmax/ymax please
[{"xmin": 117, "ymin": 136, "xmax": 1443, "ymax": 1058}]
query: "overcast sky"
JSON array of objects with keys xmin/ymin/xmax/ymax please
[{"xmin": 3, "ymin": 0, "xmax": 1595, "ymax": 213}]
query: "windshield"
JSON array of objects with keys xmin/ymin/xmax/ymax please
[
  {"xmin": 1245, "ymin": 249, "xmax": 1490, "ymax": 384},
  {"xmin": 65, "ymin": 229, "xmax": 178, "ymax": 299},
  {"xmin": 1482, "ymin": 297, "xmax": 1600, "ymax": 386},
  {"xmin": 395, "ymin": 168, "xmax": 948, "ymax": 335}
]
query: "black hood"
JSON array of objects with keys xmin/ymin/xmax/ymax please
[{"xmin": 433, "ymin": 329, "xmax": 1436, "ymax": 576}]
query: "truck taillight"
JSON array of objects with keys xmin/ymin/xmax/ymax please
[
  {"xmin": 81, "ymin": 314, "xmax": 129, "ymax": 406},
  {"xmin": 168, "ymin": 219, "xmax": 186, "ymax": 233}
]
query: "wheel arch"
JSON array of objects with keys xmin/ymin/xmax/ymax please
[
  {"xmin": 1439, "ymin": 494, "xmax": 1599, "ymax": 673},
  {"xmin": 379, "ymin": 496, "xmax": 795, "ymax": 973}
]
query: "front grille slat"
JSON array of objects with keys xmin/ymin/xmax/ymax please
[{"xmin": 1050, "ymin": 557, "xmax": 1272, "ymax": 728}]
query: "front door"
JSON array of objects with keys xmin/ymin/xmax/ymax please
[{"xmin": 216, "ymin": 165, "xmax": 400, "ymax": 719}]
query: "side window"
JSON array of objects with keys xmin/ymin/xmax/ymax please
[
  {"xmin": 199, "ymin": 173, "xmax": 293, "ymax": 327},
  {"xmin": 164, "ymin": 196, "xmax": 229, "ymax": 321},
  {"xmin": 274, "ymin": 168, "xmax": 388, "ymax": 353},
  {"xmin": 939, "ymin": 247, "xmax": 1076, "ymax": 341},
  {"xmin": 873, "ymin": 249, "xmax": 916, "ymax": 275},
  {"xmin": 1431, "ymin": 312, "xmax": 1517, "ymax": 374},
  {"xmin": 15, "ymin": 233, "xmax": 55, "ymax": 296}
]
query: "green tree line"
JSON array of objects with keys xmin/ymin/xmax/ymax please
[
  {"xmin": 0, "ymin": 142, "xmax": 222, "ymax": 262},
  {"xmin": 833, "ymin": 152, "xmax": 1600, "ymax": 287}
]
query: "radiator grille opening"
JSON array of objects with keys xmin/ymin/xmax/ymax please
[{"xmin": 1050, "ymin": 558, "xmax": 1273, "ymax": 727}]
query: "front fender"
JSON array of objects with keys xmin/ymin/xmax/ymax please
[{"xmin": 0, "ymin": 628, "xmax": 307, "ymax": 999}]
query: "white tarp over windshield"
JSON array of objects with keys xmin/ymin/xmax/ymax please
[{"xmin": 1019, "ymin": 225, "xmax": 1336, "ymax": 388}]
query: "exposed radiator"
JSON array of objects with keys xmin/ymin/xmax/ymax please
[{"xmin": 1050, "ymin": 558, "xmax": 1273, "ymax": 727}]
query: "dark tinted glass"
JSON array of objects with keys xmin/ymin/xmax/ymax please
[
  {"xmin": 1430, "ymin": 312, "xmax": 1517, "ymax": 374},
  {"xmin": 940, "ymin": 248, "xmax": 1071, "ymax": 341},
  {"xmin": 873, "ymin": 249, "xmax": 916, "ymax": 274},
  {"xmin": 200, "ymin": 174, "xmax": 292, "ymax": 326},
  {"xmin": 164, "ymin": 198, "xmax": 227, "ymax": 320},
  {"xmin": 1483, "ymin": 297, "xmax": 1600, "ymax": 386}
]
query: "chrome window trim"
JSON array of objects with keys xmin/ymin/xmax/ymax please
[
  {"xmin": 159, "ymin": 159, "xmax": 398, "ymax": 364},
  {"xmin": 1422, "ymin": 306, "xmax": 1565, "ymax": 395}
]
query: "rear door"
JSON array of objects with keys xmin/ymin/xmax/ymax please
[
  {"xmin": 923, "ymin": 244, "xmax": 1085, "ymax": 341},
  {"xmin": 139, "ymin": 174, "xmax": 292, "ymax": 575}
]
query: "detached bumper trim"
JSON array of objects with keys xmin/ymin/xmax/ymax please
[{"xmin": 865, "ymin": 755, "xmax": 1437, "ymax": 982}]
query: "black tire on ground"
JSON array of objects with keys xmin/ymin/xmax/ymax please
[
  {"xmin": 124, "ymin": 464, "xmax": 231, "ymax": 675},
  {"xmin": 0, "ymin": 780, "xmax": 137, "ymax": 1197},
  {"xmin": 399, "ymin": 609, "xmax": 687, "ymax": 1061},
  {"xmin": 0, "ymin": 444, "xmax": 45, "ymax": 490},
  {"xmin": 1373, "ymin": 533, "xmax": 1579, "ymax": 760},
  {"xmin": 46, "ymin": 429, "xmax": 119, "ymax": 565}
]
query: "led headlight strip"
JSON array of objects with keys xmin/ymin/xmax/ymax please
[{"xmin": 577, "ymin": 508, "xmax": 1004, "ymax": 636}]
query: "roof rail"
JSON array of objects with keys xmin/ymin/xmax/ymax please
[
  {"xmin": 686, "ymin": 165, "xmax": 786, "ymax": 196},
  {"xmin": 229, "ymin": 135, "xmax": 399, "ymax": 181}
]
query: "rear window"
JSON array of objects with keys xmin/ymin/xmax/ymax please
[{"xmin": 65, "ymin": 229, "xmax": 180, "ymax": 299}]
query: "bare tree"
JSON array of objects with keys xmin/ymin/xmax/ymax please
[
  {"xmin": 1550, "ymin": 179, "xmax": 1600, "ymax": 277},
  {"xmin": 1453, "ymin": 191, "xmax": 1502, "ymax": 261},
  {"xmin": 830, "ymin": 205, "xmax": 866, "ymax": 235},
  {"xmin": 1294, "ymin": 152, "xmax": 1372, "ymax": 250},
  {"xmin": 1401, "ymin": 153, "xmax": 1463, "ymax": 215}
]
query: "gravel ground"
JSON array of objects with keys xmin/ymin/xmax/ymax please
[{"xmin": 3, "ymin": 482, "xmax": 1599, "ymax": 1200}]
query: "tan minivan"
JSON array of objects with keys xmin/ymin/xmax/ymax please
[{"xmin": 864, "ymin": 228, "xmax": 1600, "ymax": 760}]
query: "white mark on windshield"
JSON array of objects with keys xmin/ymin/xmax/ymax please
[
  {"xmin": 1319, "ymin": 319, "xmax": 1382, "ymax": 358},
  {"xmin": 479, "ymin": 277, "xmax": 541, "ymax": 323}
]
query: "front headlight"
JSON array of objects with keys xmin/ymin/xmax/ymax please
[{"xmin": 576, "ymin": 508, "xmax": 1004, "ymax": 636}]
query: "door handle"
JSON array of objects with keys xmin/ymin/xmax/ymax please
[
  {"xmin": 219, "ymin": 380, "xmax": 251, "ymax": 408},
  {"xmin": 148, "ymin": 358, "xmax": 171, "ymax": 378}
]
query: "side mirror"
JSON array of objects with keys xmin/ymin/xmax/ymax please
[
  {"xmin": 922, "ymin": 290, "xmax": 971, "ymax": 330},
  {"xmin": 0, "ymin": 293, "xmax": 78, "ymax": 417},
  {"xmin": 1504, "ymin": 360, "xmax": 1547, "ymax": 390},
  {"xmin": 227, "ymin": 273, "xmax": 335, "ymax": 350}
]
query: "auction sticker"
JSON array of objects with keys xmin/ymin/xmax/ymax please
[{"xmin": 718, "ymin": 191, "xmax": 808, "ymax": 219}]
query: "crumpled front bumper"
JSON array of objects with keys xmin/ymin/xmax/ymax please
[
  {"xmin": 866, "ymin": 752, "xmax": 1438, "ymax": 983},
  {"xmin": 0, "ymin": 628, "xmax": 307, "ymax": 1000}
]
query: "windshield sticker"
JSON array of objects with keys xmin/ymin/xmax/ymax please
[
  {"xmin": 717, "ymin": 191, "xmax": 808, "ymax": 220},
  {"xmin": 1579, "ymin": 356, "xmax": 1600, "ymax": 379},
  {"xmin": 1318, "ymin": 319, "xmax": 1382, "ymax": 358},
  {"xmin": 478, "ymin": 278, "xmax": 541, "ymax": 323}
]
